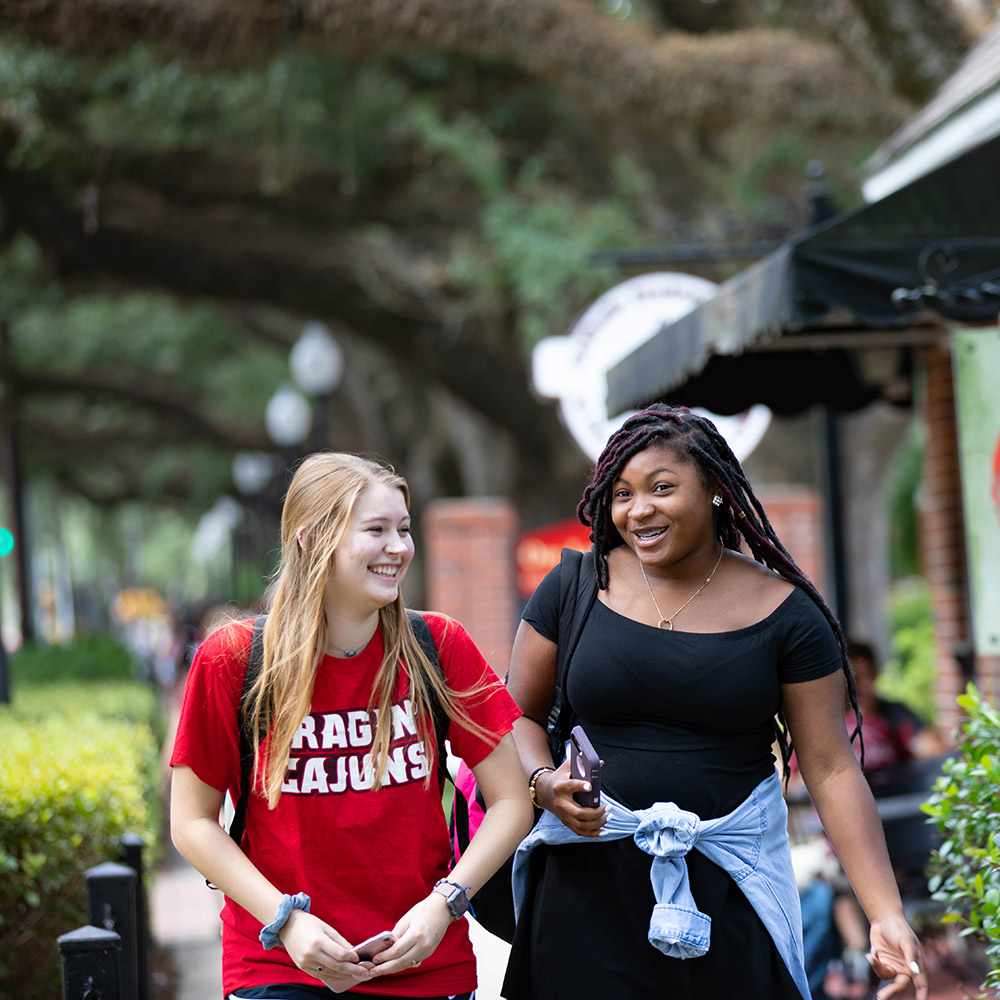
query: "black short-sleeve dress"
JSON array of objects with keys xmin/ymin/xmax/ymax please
[{"xmin": 501, "ymin": 559, "xmax": 841, "ymax": 1000}]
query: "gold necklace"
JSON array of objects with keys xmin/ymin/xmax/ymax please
[{"xmin": 639, "ymin": 546, "xmax": 724, "ymax": 630}]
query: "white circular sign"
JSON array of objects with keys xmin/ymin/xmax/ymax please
[{"xmin": 532, "ymin": 272, "xmax": 770, "ymax": 462}]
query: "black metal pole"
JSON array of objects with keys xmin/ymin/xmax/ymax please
[
  {"xmin": 58, "ymin": 925, "xmax": 122, "ymax": 1000},
  {"xmin": 0, "ymin": 320, "xmax": 33, "ymax": 644},
  {"xmin": 0, "ymin": 563, "xmax": 8, "ymax": 704},
  {"xmin": 85, "ymin": 861, "xmax": 138, "ymax": 1000},
  {"xmin": 805, "ymin": 163, "xmax": 849, "ymax": 628},
  {"xmin": 118, "ymin": 835, "xmax": 150, "ymax": 1000},
  {"xmin": 819, "ymin": 408, "xmax": 849, "ymax": 630},
  {"xmin": 310, "ymin": 392, "xmax": 332, "ymax": 453}
]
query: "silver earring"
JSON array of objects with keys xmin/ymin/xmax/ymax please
[{"xmin": 712, "ymin": 494, "xmax": 723, "ymax": 507}]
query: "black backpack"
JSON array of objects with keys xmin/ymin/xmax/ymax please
[{"xmin": 448, "ymin": 548, "xmax": 598, "ymax": 942}]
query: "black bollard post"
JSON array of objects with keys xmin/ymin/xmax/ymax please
[
  {"xmin": 58, "ymin": 925, "xmax": 122, "ymax": 1000},
  {"xmin": 85, "ymin": 861, "xmax": 138, "ymax": 1000},
  {"xmin": 118, "ymin": 834, "xmax": 150, "ymax": 1000}
]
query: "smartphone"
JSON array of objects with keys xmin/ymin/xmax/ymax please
[
  {"xmin": 353, "ymin": 931, "xmax": 395, "ymax": 962},
  {"xmin": 570, "ymin": 724, "xmax": 601, "ymax": 808}
]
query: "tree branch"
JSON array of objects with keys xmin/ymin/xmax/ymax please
[
  {"xmin": 53, "ymin": 464, "xmax": 195, "ymax": 506},
  {"xmin": 0, "ymin": 161, "xmax": 562, "ymax": 450},
  {"xmin": 14, "ymin": 365, "xmax": 267, "ymax": 449},
  {"xmin": 0, "ymin": 0, "xmax": 903, "ymax": 136},
  {"xmin": 843, "ymin": 0, "xmax": 974, "ymax": 102}
]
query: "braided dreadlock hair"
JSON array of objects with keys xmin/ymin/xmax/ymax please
[{"xmin": 577, "ymin": 402, "xmax": 862, "ymax": 778}]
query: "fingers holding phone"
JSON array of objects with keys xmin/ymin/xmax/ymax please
[
  {"xmin": 353, "ymin": 931, "xmax": 395, "ymax": 968},
  {"xmin": 280, "ymin": 911, "xmax": 374, "ymax": 991},
  {"xmin": 531, "ymin": 739, "xmax": 608, "ymax": 834},
  {"xmin": 559, "ymin": 726, "xmax": 607, "ymax": 837},
  {"xmin": 366, "ymin": 894, "xmax": 451, "ymax": 977}
]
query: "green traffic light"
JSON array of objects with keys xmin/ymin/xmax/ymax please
[{"xmin": 0, "ymin": 528, "xmax": 13, "ymax": 558}]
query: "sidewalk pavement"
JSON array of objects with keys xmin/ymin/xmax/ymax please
[
  {"xmin": 148, "ymin": 843, "xmax": 511, "ymax": 1000},
  {"xmin": 149, "ymin": 840, "xmax": 223, "ymax": 999}
]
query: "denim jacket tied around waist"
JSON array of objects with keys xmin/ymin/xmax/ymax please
[{"xmin": 512, "ymin": 770, "xmax": 811, "ymax": 1000}]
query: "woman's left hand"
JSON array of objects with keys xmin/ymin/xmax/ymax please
[
  {"xmin": 368, "ymin": 894, "xmax": 451, "ymax": 977},
  {"xmin": 868, "ymin": 914, "xmax": 928, "ymax": 1000}
]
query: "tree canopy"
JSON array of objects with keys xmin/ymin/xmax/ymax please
[{"xmin": 0, "ymin": 0, "xmax": 988, "ymax": 527}]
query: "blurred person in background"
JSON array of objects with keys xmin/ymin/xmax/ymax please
[{"xmin": 845, "ymin": 641, "xmax": 946, "ymax": 770}]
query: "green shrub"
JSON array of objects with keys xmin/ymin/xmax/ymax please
[
  {"xmin": 10, "ymin": 634, "xmax": 138, "ymax": 684},
  {"xmin": 878, "ymin": 578, "xmax": 938, "ymax": 725},
  {"xmin": 922, "ymin": 684, "xmax": 1000, "ymax": 997},
  {"xmin": 11, "ymin": 680, "xmax": 163, "ymax": 742},
  {"xmin": 0, "ymin": 681, "xmax": 162, "ymax": 1000}
]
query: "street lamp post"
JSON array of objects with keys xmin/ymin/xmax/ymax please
[
  {"xmin": 230, "ymin": 452, "xmax": 279, "ymax": 605},
  {"xmin": 287, "ymin": 321, "xmax": 344, "ymax": 452},
  {"xmin": 264, "ymin": 383, "xmax": 314, "ymax": 450},
  {"xmin": 230, "ymin": 323, "xmax": 345, "ymax": 601},
  {"xmin": 260, "ymin": 320, "xmax": 345, "ymax": 485},
  {"xmin": 264, "ymin": 321, "xmax": 345, "ymax": 454}
]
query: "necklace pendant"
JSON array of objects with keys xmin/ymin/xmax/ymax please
[
  {"xmin": 344, "ymin": 649, "xmax": 357, "ymax": 657},
  {"xmin": 657, "ymin": 618, "xmax": 673, "ymax": 630}
]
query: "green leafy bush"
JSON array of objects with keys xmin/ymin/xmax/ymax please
[
  {"xmin": 10, "ymin": 634, "xmax": 138, "ymax": 684},
  {"xmin": 0, "ymin": 678, "xmax": 162, "ymax": 1000},
  {"xmin": 11, "ymin": 679, "xmax": 160, "ymax": 728},
  {"xmin": 878, "ymin": 578, "xmax": 938, "ymax": 725},
  {"xmin": 922, "ymin": 684, "xmax": 1000, "ymax": 997}
]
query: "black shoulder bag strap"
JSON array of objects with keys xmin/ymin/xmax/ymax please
[
  {"xmin": 546, "ymin": 548, "xmax": 599, "ymax": 763},
  {"xmin": 205, "ymin": 615, "xmax": 267, "ymax": 889},
  {"xmin": 405, "ymin": 608, "xmax": 451, "ymax": 790},
  {"xmin": 226, "ymin": 615, "xmax": 268, "ymax": 850},
  {"xmin": 225, "ymin": 611, "xmax": 448, "ymax": 853}
]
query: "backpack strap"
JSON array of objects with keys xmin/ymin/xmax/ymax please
[
  {"xmin": 227, "ymin": 615, "xmax": 268, "ymax": 849},
  {"xmin": 546, "ymin": 548, "xmax": 598, "ymax": 763},
  {"xmin": 405, "ymin": 609, "xmax": 450, "ymax": 788},
  {"xmin": 205, "ymin": 615, "xmax": 266, "ymax": 889}
]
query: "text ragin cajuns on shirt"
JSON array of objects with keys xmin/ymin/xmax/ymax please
[{"xmin": 282, "ymin": 698, "xmax": 431, "ymax": 796}]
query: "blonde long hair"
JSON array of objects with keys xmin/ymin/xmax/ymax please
[{"xmin": 246, "ymin": 452, "xmax": 485, "ymax": 807}]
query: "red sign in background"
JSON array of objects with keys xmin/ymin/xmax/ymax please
[
  {"xmin": 515, "ymin": 518, "xmax": 592, "ymax": 599},
  {"xmin": 993, "ymin": 429, "xmax": 1000, "ymax": 523}
]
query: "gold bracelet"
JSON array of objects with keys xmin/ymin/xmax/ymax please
[{"xmin": 528, "ymin": 766, "xmax": 555, "ymax": 808}]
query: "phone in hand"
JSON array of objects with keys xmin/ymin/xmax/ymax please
[
  {"xmin": 353, "ymin": 930, "xmax": 395, "ymax": 962},
  {"xmin": 570, "ymin": 724, "xmax": 601, "ymax": 808}
]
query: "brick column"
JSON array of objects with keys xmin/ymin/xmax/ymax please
[
  {"xmin": 422, "ymin": 498, "xmax": 518, "ymax": 677},
  {"xmin": 920, "ymin": 340, "xmax": 971, "ymax": 738},
  {"xmin": 754, "ymin": 486, "xmax": 827, "ymax": 601}
]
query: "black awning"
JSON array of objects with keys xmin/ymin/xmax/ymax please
[{"xmin": 607, "ymin": 132, "xmax": 1000, "ymax": 416}]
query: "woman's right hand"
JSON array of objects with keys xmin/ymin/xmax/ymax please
[
  {"xmin": 534, "ymin": 760, "xmax": 608, "ymax": 837},
  {"xmin": 279, "ymin": 909, "xmax": 375, "ymax": 994}
]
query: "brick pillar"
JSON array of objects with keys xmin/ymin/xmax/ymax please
[
  {"xmin": 423, "ymin": 498, "xmax": 518, "ymax": 676},
  {"xmin": 920, "ymin": 341, "xmax": 970, "ymax": 738},
  {"xmin": 754, "ymin": 486, "xmax": 827, "ymax": 601}
]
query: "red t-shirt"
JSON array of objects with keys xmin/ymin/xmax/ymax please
[
  {"xmin": 171, "ymin": 613, "xmax": 520, "ymax": 997},
  {"xmin": 846, "ymin": 699, "xmax": 921, "ymax": 772}
]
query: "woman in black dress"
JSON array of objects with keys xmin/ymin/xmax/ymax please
[{"xmin": 502, "ymin": 404, "xmax": 926, "ymax": 1000}]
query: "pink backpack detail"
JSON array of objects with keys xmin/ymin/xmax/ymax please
[{"xmin": 450, "ymin": 759, "xmax": 485, "ymax": 861}]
